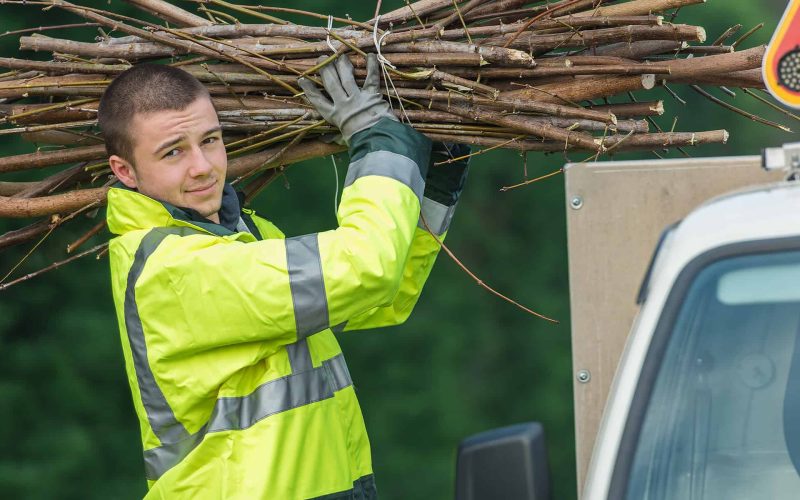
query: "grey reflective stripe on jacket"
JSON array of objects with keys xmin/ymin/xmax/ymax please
[
  {"xmin": 125, "ymin": 227, "xmax": 197, "ymax": 445},
  {"xmin": 345, "ymin": 150, "xmax": 425, "ymax": 203},
  {"xmin": 286, "ymin": 234, "xmax": 329, "ymax": 340},
  {"xmin": 418, "ymin": 197, "xmax": 457, "ymax": 235},
  {"xmin": 143, "ymin": 354, "xmax": 353, "ymax": 480},
  {"xmin": 124, "ymin": 226, "xmax": 354, "ymax": 480}
]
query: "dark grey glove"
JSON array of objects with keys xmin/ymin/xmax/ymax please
[
  {"xmin": 298, "ymin": 54, "xmax": 397, "ymax": 144},
  {"xmin": 419, "ymin": 142, "xmax": 470, "ymax": 235},
  {"xmin": 425, "ymin": 142, "xmax": 471, "ymax": 207}
]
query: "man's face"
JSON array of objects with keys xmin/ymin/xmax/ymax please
[{"xmin": 111, "ymin": 96, "xmax": 227, "ymax": 223}]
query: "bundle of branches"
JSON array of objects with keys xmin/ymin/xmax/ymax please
[{"xmin": 0, "ymin": 0, "xmax": 792, "ymax": 285}]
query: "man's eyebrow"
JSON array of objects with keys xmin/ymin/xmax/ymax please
[
  {"xmin": 153, "ymin": 126, "xmax": 221, "ymax": 155},
  {"xmin": 203, "ymin": 125, "xmax": 222, "ymax": 137},
  {"xmin": 154, "ymin": 135, "xmax": 184, "ymax": 156}
]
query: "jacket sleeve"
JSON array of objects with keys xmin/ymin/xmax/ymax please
[
  {"xmin": 338, "ymin": 143, "xmax": 471, "ymax": 331},
  {"xmin": 132, "ymin": 118, "xmax": 431, "ymax": 362},
  {"xmin": 338, "ymin": 225, "xmax": 443, "ymax": 331}
]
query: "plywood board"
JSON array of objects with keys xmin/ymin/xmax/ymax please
[{"xmin": 565, "ymin": 155, "xmax": 786, "ymax": 496}]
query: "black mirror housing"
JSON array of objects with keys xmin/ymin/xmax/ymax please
[{"xmin": 455, "ymin": 422, "xmax": 551, "ymax": 500}]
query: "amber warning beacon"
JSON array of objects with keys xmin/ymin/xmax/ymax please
[{"xmin": 764, "ymin": 0, "xmax": 800, "ymax": 108}]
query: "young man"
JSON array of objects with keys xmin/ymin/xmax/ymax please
[{"xmin": 102, "ymin": 54, "xmax": 468, "ymax": 498}]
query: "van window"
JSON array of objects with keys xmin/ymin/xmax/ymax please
[{"xmin": 625, "ymin": 250, "xmax": 800, "ymax": 499}]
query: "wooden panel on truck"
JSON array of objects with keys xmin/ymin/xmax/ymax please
[{"xmin": 565, "ymin": 155, "xmax": 785, "ymax": 496}]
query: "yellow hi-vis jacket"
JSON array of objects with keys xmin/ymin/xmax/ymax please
[{"xmin": 107, "ymin": 119, "xmax": 456, "ymax": 499}]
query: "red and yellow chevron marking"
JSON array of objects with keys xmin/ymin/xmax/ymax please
[{"xmin": 763, "ymin": 0, "xmax": 800, "ymax": 108}]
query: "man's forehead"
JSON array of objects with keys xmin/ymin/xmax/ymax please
[
  {"xmin": 133, "ymin": 97, "xmax": 218, "ymax": 126},
  {"xmin": 130, "ymin": 98, "xmax": 219, "ymax": 145}
]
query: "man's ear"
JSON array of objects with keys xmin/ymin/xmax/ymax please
[{"xmin": 109, "ymin": 155, "xmax": 138, "ymax": 188}]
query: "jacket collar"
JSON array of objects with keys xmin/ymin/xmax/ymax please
[{"xmin": 106, "ymin": 182, "xmax": 243, "ymax": 237}]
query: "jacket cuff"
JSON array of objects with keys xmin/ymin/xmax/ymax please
[
  {"xmin": 418, "ymin": 197, "xmax": 457, "ymax": 236},
  {"xmin": 348, "ymin": 117, "xmax": 431, "ymax": 180}
]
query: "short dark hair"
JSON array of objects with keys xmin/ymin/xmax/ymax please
[{"xmin": 98, "ymin": 63, "xmax": 211, "ymax": 163}]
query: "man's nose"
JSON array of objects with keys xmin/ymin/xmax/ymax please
[{"xmin": 187, "ymin": 145, "xmax": 215, "ymax": 176}]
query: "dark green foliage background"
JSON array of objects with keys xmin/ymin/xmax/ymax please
[{"xmin": 0, "ymin": 1, "xmax": 795, "ymax": 498}]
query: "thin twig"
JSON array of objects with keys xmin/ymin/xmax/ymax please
[
  {"xmin": 204, "ymin": 0, "xmax": 288, "ymax": 25},
  {"xmin": 0, "ymin": 22, "xmax": 99, "ymax": 38},
  {"xmin": 743, "ymin": 88, "xmax": 800, "ymax": 123},
  {"xmin": 731, "ymin": 22, "xmax": 763, "ymax": 50},
  {"xmin": 222, "ymin": 4, "xmax": 376, "ymax": 31},
  {"xmin": 0, "ymin": 241, "xmax": 108, "ymax": 291},
  {"xmin": 502, "ymin": 0, "xmax": 586, "ymax": 48},
  {"xmin": 712, "ymin": 24, "xmax": 742, "ymax": 46},
  {"xmin": 689, "ymin": 85, "xmax": 792, "ymax": 132},
  {"xmin": 433, "ymin": 135, "xmax": 525, "ymax": 165},
  {"xmin": 662, "ymin": 83, "xmax": 686, "ymax": 105},
  {"xmin": 450, "ymin": 0, "xmax": 473, "ymax": 44},
  {"xmin": 0, "ymin": 217, "xmax": 57, "ymax": 284},
  {"xmin": 234, "ymin": 130, "xmax": 310, "ymax": 184},
  {"xmin": 499, "ymin": 167, "xmax": 564, "ymax": 192},
  {"xmin": 66, "ymin": 218, "xmax": 105, "ymax": 253},
  {"xmin": 419, "ymin": 213, "xmax": 559, "ymax": 323}
]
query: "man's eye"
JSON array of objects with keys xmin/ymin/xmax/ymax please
[
  {"xmin": 203, "ymin": 136, "xmax": 219, "ymax": 145},
  {"xmin": 163, "ymin": 148, "xmax": 180, "ymax": 159}
]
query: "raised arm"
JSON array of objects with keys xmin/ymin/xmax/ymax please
[{"xmin": 342, "ymin": 142, "xmax": 471, "ymax": 331}]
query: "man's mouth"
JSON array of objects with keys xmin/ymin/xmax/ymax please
[{"xmin": 186, "ymin": 180, "xmax": 216, "ymax": 194}]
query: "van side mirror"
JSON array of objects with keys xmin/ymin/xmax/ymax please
[{"xmin": 455, "ymin": 422, "xmax": 551, "ymax": 500}]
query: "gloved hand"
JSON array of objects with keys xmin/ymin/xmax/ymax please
[
  {"xmin": 425, "ymin": 142, "xmax": 471, "ymax": 207},
  {"xmin": 298, "ymin": 54, "xmax": 397, "ymax": 144}
]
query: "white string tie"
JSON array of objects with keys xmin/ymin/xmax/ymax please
[
  {"xmin": 372, "ymin": 15, "xmax": 397, "ymax": 70},
  {"xmin": 373, "ymin": 15, "xmax": 411, "ymax": 123},
  {"xmin": 325, "ymin": 15, "xmax": 337, "ymax": 53}
]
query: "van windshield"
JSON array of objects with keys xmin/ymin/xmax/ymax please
[{"xmin": 625, "ymin": 250, "xmax": 800, "ymax": 500}]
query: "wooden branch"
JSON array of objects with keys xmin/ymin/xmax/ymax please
[
  {"xmin": 435, "ymin": 0, "xmax": 491, "ymax": 30},
  {"xmin": 20, "ymin": 34, "xmax": 186, "ymax": 59},
  {"xmin": 376, "ymin": 0, "xmax": 466, "ymax": 26},
  {"xmin": 0, "ymin": 187, "xmax": 108, "ymax": 218},
  {"xmin": 392, "ymin": 87, "xmax": 617, "ymax": 123},
  {"xmin": 571, "ymin": 0, "xmax": 707, "ymax": 17},
  {"xmin": 123, "ymin": 0, "xmax": 211, "ymax": 27},
  {"xmin": 0, "ymin": 144, "xmax": 106, "ymax": 173},
  {"xmin": 424, "ymin": 128, "xmax": 728, "ymax": 153},
  {"xmin": 666, "ymin": 68, "xmax": 764, "ymax": 88},
  {"xmin": 589, "ymin": 101, "xmax": 664, "ymax": 117},
  {"xmin": 462, "ymin": 0, "xmax": 528, "ymax": 20},
  {"xmin": 45, "ymin": 1, "xmax": 292, "ymax": 75},
  {"xmin": 440, "ymin": 63, "xmax": 671, "ymax": 79},
  {"xmin": 661, "ymin": 45, "xmax": 765, "ymax": 79},
  {"xmin": 519, "ymin": 15, "xmax": 664, "ymax": 33},
  {"xmin": 227, "ymin": 139, "xmax": 346, "ymax": 179},
  {"xmin": 0, "ymin": 217, "xmax": 51, "ymax": 250},
  {"xmin": 428, "ymin": 101, "xmax": 601, "ymax": 150},
  {"xmin": 486, "ymin": 24, "xmax": 706, "ymax": 52},
  {"xmin": 599, "ymin": 130, "xmax": 729, "ymax": 150},
  {"xmin": 21, "ymin": 130, "xmax": 103, "ymax": 145},
  {"xmin": 13, "ymin": 165, "xmax": 84, "ymax": 200},
  {"xmin": 0, "ymin": 181, "xmax": 38, "ymax": 196},
  {"xmin": 682, "ymin": 45, "xmax": 734, "ymax": 55},
  {"xmin": 0, "ymin": 56, "xmax": 130, "ymax": 75},
  {"xmin": 504, "ymin": 74, "xmax": 656, "ymax": 104},
  {"xmin": 589, "ymin": 40, "xmax": 686, "ymax": 58},
  {"xmin": 0, "ymin": 101, "xmax": 98, "ymax": 124},
  {"xmin": 380, "ymin": 40, "xmax": 536, "ymax": 67},
  {"xmin": 103, "ymin": 24, "xmax": 364, "ymax": 44}
]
